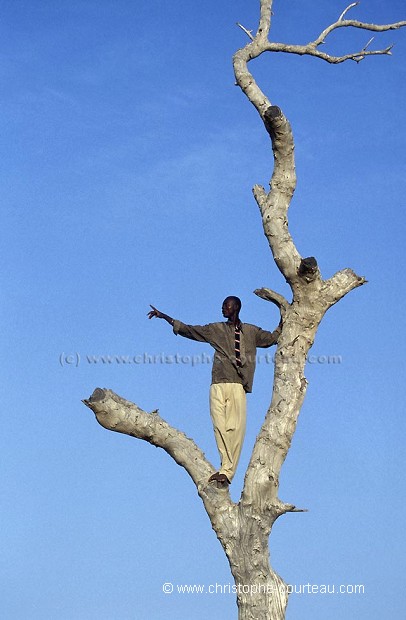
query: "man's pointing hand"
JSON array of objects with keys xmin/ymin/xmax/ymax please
[
  {"xmin": 147, "ymin": 306, "xmax": 174, "ymax": 326},
  {"xmin": 147, "ymin": 305, "xmax": 162, "ymax": 319}
]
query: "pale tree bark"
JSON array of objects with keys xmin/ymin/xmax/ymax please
[{"xmin": 84, "ymin": 3, "xmax": 405, "ymax": 619}]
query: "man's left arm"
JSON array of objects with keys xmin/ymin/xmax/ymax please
[{"xmin": 255, "ymin": 322, "xmax": 282, "ymax": 348}]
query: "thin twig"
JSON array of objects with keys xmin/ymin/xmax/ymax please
[
  {"xmin": 236, "ymin": 22, "xmax": 254, "ymax": 41},
  {"xmin": 363, "ymin": 37, "xmax": 375, "ymax": 51}
]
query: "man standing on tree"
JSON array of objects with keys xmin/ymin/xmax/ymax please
[{"xmin": 147, "ymin": 296, "xmax": 281, "ymax": 486}]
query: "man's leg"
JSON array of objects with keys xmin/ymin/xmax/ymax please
[
  {"xmin": 225, "ymin": 383, "xmax": 246, "ymax": 480},
  {"xmin": 209, "ymin": 383, "xmax": 246, "ymax": 482}
]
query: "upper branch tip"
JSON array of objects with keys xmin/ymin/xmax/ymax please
[{"xmin": 339, "ymin": 2, "xmax": 360, "ymax": 21}]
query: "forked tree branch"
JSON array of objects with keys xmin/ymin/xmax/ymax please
[
  {"xmin": 83, "ymin": 389, "xmax": 235, "ymax": 521},
  {"xmin": 239, "ymin": 2, "xmax": 406, "ymax": 64},
  {"xmin": 308, "ymin": 2, "xmax": 406, "ymax": 62}
]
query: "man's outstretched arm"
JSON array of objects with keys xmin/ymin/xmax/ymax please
[{"xmin": 147, "ymin": 305, "xmax": 212, "ymax": 343}]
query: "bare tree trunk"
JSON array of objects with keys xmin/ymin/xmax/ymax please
[
  {"xmin": 84, "ymin": 2, "xmax": 405, "ymax": 618},
  {"xmin": 226, "ymin": 511, "xmax": 288, "ymax": 619}
]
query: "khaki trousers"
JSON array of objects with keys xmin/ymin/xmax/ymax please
[{"xmin": 209, "ymin": 383, "xmax": 247, "ymax": 482}]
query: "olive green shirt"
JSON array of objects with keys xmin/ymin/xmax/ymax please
[{"xmin": 173, "ymin": 319, "xmax": 280, "ymax": 393}]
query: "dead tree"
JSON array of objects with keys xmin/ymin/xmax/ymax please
[{"xmin": 84, "ymin": 2, "xmax": 405, "ymax": 618}]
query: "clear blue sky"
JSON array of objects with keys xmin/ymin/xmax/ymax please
[{"xmin": 1, "ymin": 1, "xmax": 405, "ymax": 618}]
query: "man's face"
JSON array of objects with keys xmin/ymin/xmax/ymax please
[{"xmin": 222, "ymin": 297, "xmax": 237, "ymax": 318}]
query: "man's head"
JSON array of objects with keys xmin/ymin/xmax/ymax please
[{"xmin": 222, "ymin": 296, "xmax": 242, "ymax": 320}]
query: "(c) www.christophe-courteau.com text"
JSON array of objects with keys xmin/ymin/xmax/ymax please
[{"xmin": 59, "ymin": 351, "xmax": 343, "ymax": 368}]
